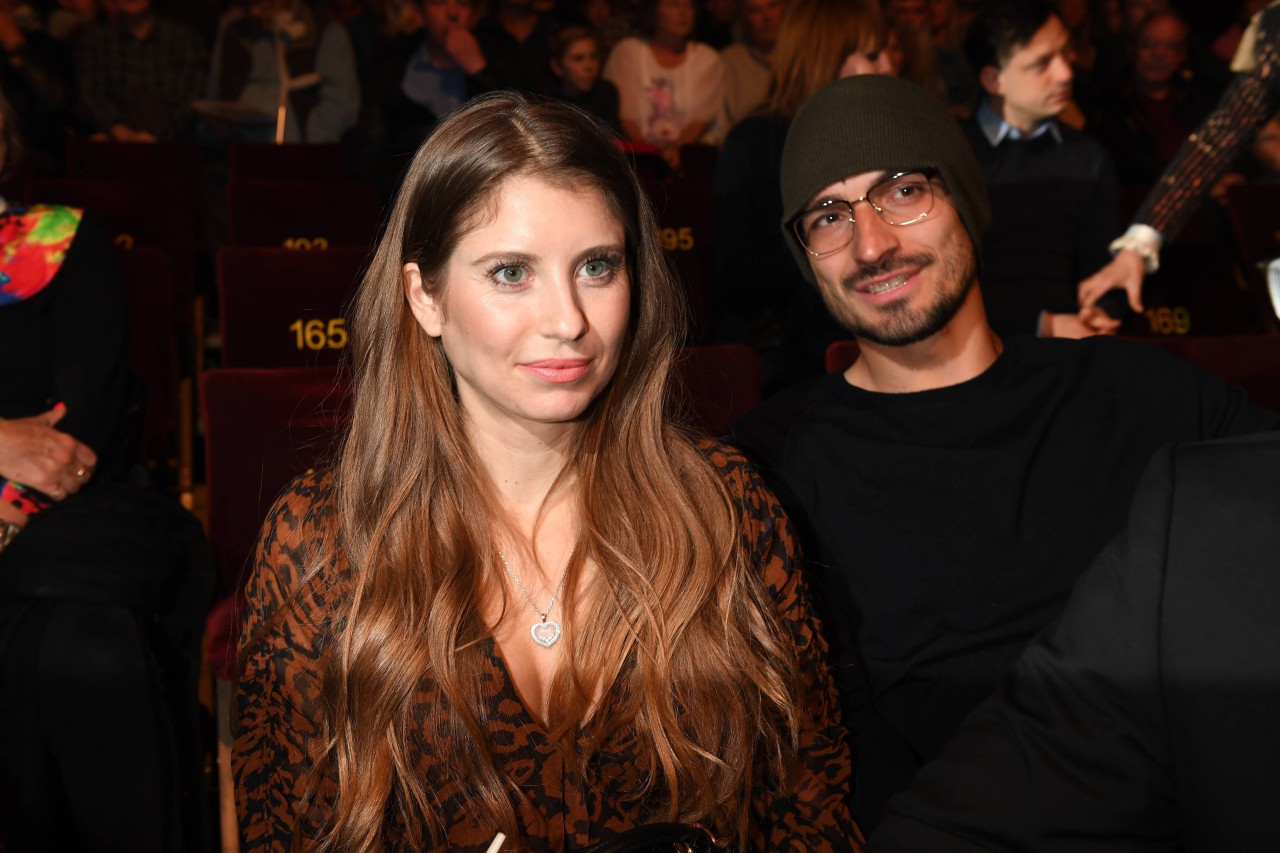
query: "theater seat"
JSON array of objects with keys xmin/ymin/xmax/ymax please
[
  {"xmin": 226, "ymin": 179, "xmax": 384, "ymax": 249},
  {"xmin": 228, "ymin": 142, "xmax": 352, "ymax": 181},
  {"xmin": 642, "ymin": 175, "xmax": 716, "ymax": 341},
  {"xmin": 825, "ymin": 339, "xmax": 861, "ymax": 373},
  {"xmin": 673, "ymin": 344, "xmax": 763, "ymax": 436},
  {"xmin": 217, "ymin": 247, "xmax": 368, "ymax": 367}
]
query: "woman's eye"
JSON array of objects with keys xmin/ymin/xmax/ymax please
[
  {"xmin": 496, "ymin": 265, "xmax": 526, "ymax": 284},
  {"xmin": 582, "ymin": 259, "xmax": 610, "ymax": 277}
]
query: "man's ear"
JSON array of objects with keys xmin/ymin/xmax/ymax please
[
  {"xmin": 550, "ymin": 56, "xmax": 564, "ymax": 78},
  {"xmin": 978, "ymin": 64, "xmax": 1002, "ymax": 97},
  {"xmin": 403, "ymin": 262, "xmax": 444, "ymax": 337}
]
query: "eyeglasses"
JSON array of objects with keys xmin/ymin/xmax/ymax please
[{"xmin": 792, "ymin": 169, "xmax": 938, "ymax": 257}]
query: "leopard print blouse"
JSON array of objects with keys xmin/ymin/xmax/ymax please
[{"xmin": 233, "ymin": 442, "xmax": 860, "ymax": 852}]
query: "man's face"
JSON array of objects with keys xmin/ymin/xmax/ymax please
[
  {"xmin": 888, "ymin": 0, "xmax": 927, "ymax": 30},
  {"xmin": 803, "ymin": 169, "xmax": 978, "ymax": 347},
  {"xmin": 742, "ymin": 0, "xmax": 783, "ymax": 51},
  {"xmin": 1133, "ymin": 14, "xmax": 1186, "ymax": 89},
  {"xmin": 986, "ymin": 14, "xmax": 1073, "ymax": 131}
]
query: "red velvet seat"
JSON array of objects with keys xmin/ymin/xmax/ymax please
[
  {"xmin": 673, "ymin": 344, "xmax": 763, "ymax": 436},
  {"xmin": 228, "ymin": 142, "xmax": 351, "ymax": 181},
  {"xmin": 217, "ymin": 246, "xmax": 368, "ymax": 368},
  {"xmin": 65, "ymin": 137, "xmax": 204, "ymax": 184},
  {"xmin": 225, "ymin": 179, "xmax": 384, "ymax": 248},
  {"xmin": 115, "ymin": 246, "xmax": 183, "ymax": 476},
  {"xmin": 825, "ymin": 339, "xmax": 861, "ymax": 373},
  {"xmin": 641, "ymin": 175, "xmax": 716, "ymax": 341},
  {"xmin": 1224, "ymin": 184, "xmax": 1280, "ymax": 328},
  {"xmin": 26, "ymin": 177, "xmax": 200, "ymax": 312},
  {"xmin": 199, "ymin": 366, "xmax": 352, "ymax": 679}
]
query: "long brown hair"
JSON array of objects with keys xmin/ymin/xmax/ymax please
[
  {"xmin": 767, "ymin": 0, "xmax": 886, "ymax": 118},
  {"xmin": 301, "ymin": 93, "xmax": 801, "ymax": 851}
]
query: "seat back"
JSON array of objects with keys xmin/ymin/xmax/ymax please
[
  {"xmin": 199, "ymin": 366, "xmax": 352, "ymax": 678},
  {"xmin": 642, "ymin": 175, "xmax": 716, "ymax": 341},
  {"xmin": 26, "ymin": 178, "xmax": 200, "ymax": 310},
  {"xmin": 226, "ymin": 179, "xmax": 384, "ymax": 248},
  {"xmin": 116, "ymin": 246, "xmax": 181, "ymax": 474},
  {"xmin": 825, "ymin": 339, "xmax": 861, "ymax": 373},
  {"xmin": 228, "ymin": 142, "xmax": 352, "ymax": 181},
  {"xmin": 217, "ymin": 246, "xmax": 368, "ymax": 367},
  {"xmin": 672, "ymin": 344, "xmax": 763, "ymax": 436},
  {"xmin": 65, "ymin": 138, "xmax": 205, "ymax": 183}
]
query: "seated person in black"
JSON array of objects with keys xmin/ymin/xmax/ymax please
[
  {"xmin": 0, "ymin": 95, "xmax": 213, "ymax": 851},
  {"xmin": 869, "ymin": 431, "xmax": 1280, "ymax": 853},
  {"xmin": 730, "ymin": 74, "xmax": 1280, "ymax": 834},
  {"xmin": 549, "ymin": 24, "xmax": 621, "ymax": 131}
]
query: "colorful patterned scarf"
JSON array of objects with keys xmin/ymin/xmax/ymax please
[{"xmin": 0, "ymin": 203, "xmax": 83, "ymax": 306}]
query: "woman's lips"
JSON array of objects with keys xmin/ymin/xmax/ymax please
[{"xmin": 520, "ymin": 358, "xmax": 593, "ymax": 383}]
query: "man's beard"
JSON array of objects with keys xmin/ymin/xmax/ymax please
[{"xmin": 824, "ymin": 244, "xmax": 977, "ymax": 347}]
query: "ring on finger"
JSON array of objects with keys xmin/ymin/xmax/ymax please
[{"xmin": 75, "ymin": 466, "xmax": 87, "ymax": 480}]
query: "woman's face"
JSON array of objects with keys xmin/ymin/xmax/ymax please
[
  {"xmin": 838, "ymin": 38, "xmax": 895, "ymax": 78},
  {"xmin": 555, "ymin": 37, "xmax": 602, "ymax": 93},
  {"xmin": 653, "ymin": 0, "xmax": 695, "ymax": 42},
  {"xmin": 405, "ymin": 175, "xmax": 631, "ymax": 437}
]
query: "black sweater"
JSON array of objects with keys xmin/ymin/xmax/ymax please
[{"xmin": 731, "ymin": 335, "xmax": 1280, "ymax": 831}]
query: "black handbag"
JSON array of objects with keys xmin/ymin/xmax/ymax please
[{"xmin": 579, "ymin": 823, "xmax": 723, "ymax": 853}]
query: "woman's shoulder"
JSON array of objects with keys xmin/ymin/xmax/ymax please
[
  {"xmin": 250, "ymin": 468, "xmax": 342, "ymax": 606},
  {"xmin": 693, "ymin": 436, "xmax": 781, "ymax": 517}
]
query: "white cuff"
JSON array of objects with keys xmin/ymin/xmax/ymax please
[{"xmin": 1109, "ymin": 224, "xmax": 1163, "ymax": 274}]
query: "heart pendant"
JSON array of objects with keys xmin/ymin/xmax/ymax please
[{"xmin": 530, "ymin": 619, "xmax": 562, "ymax": 648}]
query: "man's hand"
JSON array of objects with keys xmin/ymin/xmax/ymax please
[
  {"xmin": 1079, "ymin": 249, "xmax": 1145, "ymax": 314},
  {"xmin": 0, "ymin": 405, "xmax": 97, "ymax": 501},
  {"xmin": 441, "ymin": 25, "xmax": 486, "ymax": 75},
  {"xmin": 1040, "ymin": 310, "xmax": 1117, "ymax": 339}
]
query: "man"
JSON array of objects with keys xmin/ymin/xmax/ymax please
[
  {"xmin": 207, "ymin": 0, "xmax": 360, "ymax": 142},
  {"xmin": 473, "ymin": 0, "xmax": 555, "ymax": 95},
  {"xmin": 869, "ymin": 431, "xmax": 1280, "ymax": 851},
  {"xmin": 730, "ymin": 74, "xmax": 1279, "ymax": 832},
  {"xmin": 74, "ymin": 0, "xmax": 206, "ymax": 142},
  {"xmin": 719, "ymin": 0, "xmax": 783, "ymax": 128},
  {"xmin": 961, "ymin": 0, "xmax": 1122, "ymax": 338}
]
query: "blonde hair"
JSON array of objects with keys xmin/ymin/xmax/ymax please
[
  {"xmin": 767, "ymin": 0, "xmax": 886, "ymax": 118},
  {"xmin": 280, "ymin": 93, "xmax": 802, "ymax": 852}
]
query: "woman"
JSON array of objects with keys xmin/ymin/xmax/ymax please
[
  {"xmin": 602, "ymin": 0, "xmax": 725, "ymax": 165},
  {"xmin": 234, "ymin": 92, "xmax": 858, "ymax": 852},
  {"xmin": 712, "ymin": 0, "xmax": 892, "ymax": 389},
  {"xmin": 0, "ymin": 93, "xmax": 211, "ymax": 851}
]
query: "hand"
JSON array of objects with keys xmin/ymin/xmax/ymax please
[
  {"xmin": 1209, "ymin": 172, "xmax": 1246, "ymax": 206},
  {"xmin": 0, "ymin": 405, "xmax": 97, "ymax": 501},
  {"xmin": 1078, "ymin": 249, "xmax": 1145, "ymax": 314},
  {"xmin": 1040, "ymin": 310, "xmax": 1114, "ymax": 339},
  {"xmin": 1077, "ymin": 304, "xmax": 1122, "ymax": 335},
  {"xmin": 441, "ymin": 25, "xmax": 486, "ymax": 75}
]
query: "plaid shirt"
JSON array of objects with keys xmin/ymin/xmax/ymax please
[{"xmin": 74, "ymin": 17, "xmax": 206, "ymax": 140}]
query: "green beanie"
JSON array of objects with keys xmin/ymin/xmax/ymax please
[{"xmin": 780, "ymin": 75, "xmax": 992, "ymax": 284}]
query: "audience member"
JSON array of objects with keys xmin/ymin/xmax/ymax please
[
  {"xmin": 0, "ymin": 90, "xmax": 213, "ymax": 853},
  {"xmin": 729, "ymin": 74, "xmax": 1279, "ymax": 833},
  {"xmin": 0, "ymin": 0, "xmax": 74, "ymax": 176},
  {"xmin": 358, "ymin": 0, "xmax": 494, "ymax": 191},
  {"xmin": 549, "ymin": 24, "xmax": 620, "ymax": 128},
  {"xmin": 474, "ymin": 0, "xmax": 555, "ymax": 93},
  {"xmin": 74, "ymin": 0, "xmax": 206, "ymax": 141},
  {"xmin": 207, "ymin": 0, "xmax": 360, "ymax": 143},
  {"xmin": 712, "ymin": 0, "xmax": 889, "ymax": 389},
  {"xmin": 1090, "ymin": 9, "xmax": 1222, "ymax": 183},
  {"xmin": 887, "ymin": 0, "xmax": 976, "ymax": 115},
  {"xmin": 1079, "ymin": 0, "xmax": 1279, "ymax": 315},
  {"xmin": 869, "ymin": 431, "xmax": 1280, "ymax": 853},
  {"xmin": 234, "ymin": 91, "xmax": 859, "ymax": 852},
  {"xmin": 45, "ymin": 0, "xmax": 95, "ymax": 41},
  {"xmin": 718, "ymin": 0, "xmax": 781, "ymax": 128},
  {"xmin": 961, "ymin": 0, "xmax": 1122, "ymax": 338},
  {"xmin": 603, "ymin": 0, "xmax": 725, "ymax": 164}
]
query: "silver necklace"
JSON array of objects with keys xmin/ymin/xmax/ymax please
[{"xmin": 497, "ymin": 539, "xmax": 577, "ymax": 648}]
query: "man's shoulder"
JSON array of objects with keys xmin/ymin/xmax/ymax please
[{"xmin": 729, "ymin": 374, "xmax": 846, "ymax": 462}]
